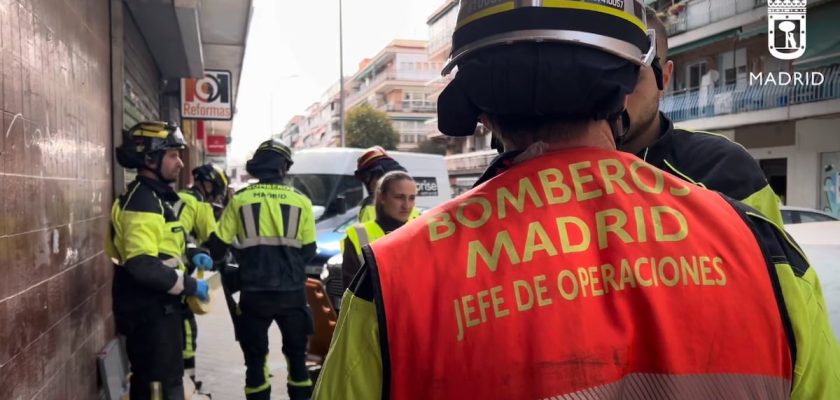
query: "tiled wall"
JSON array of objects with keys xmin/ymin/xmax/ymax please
[{"xmin": 0, "ymin": 0, "xmax": 113, "ymax": 398}]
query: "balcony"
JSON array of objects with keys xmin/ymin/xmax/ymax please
[
  {"xmin": 664, "ymin": 0, "xmax": 765, "ymax": 36},
  {"xmin": 347, "ymin": 69, "xmax": 443, "ymax": 106},
  {"xmin": 376, "ymin": 102, "xmax": 437, "ymax": 113},
  {"xmin": 445, "ymin": 150, "xmax": 498, "ymax": 176},
  {"xmin": 662, "ymin": 65, "xmax": 840, "ymax": 123}
]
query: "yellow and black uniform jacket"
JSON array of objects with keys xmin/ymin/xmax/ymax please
[
  {"xmin": 637, "ymin": 113, "xmax": 783, "ymax": 226},
  {"xmin": 175, "ymin": 188, "xmax": 218, "ymax": 245},
  {"xmin": 212, "ymin": 179, "xmax": 317, "ymax": 293},
  {"xmin": 106, "ymin": 176, "xmax": 198, "ymax": 315}
]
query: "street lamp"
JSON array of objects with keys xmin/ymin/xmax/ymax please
[{"xmin": 339, "ymin": 0, "xmax": 346, "ymax": 147}]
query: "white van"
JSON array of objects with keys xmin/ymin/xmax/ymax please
[{"xmin": 287, "ymin": 147, "xmax": 452, "ymax": 222}]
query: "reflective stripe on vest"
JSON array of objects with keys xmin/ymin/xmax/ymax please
[
  {"xmin": 353, "ymin": 225, "xmax": 371, "ymax": 264},
  {"xmin": 368, "ymin": 148, "xmax": 792, "ymax": 399},
  {"xmin": 162, "ymin": 257, "xmax": 181, "ymax": 268},
  {"xmin": 347, "ymin": 222, "xmax": 386, "ymax": 264},
  {"xmin": 235, "ymin": 203, "xmax": 303, "ymax": 249},
  {"xmin": 173, "ymin": 200, "xmax": 186, "ymax": 219}
]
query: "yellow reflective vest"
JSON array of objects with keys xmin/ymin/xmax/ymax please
[
  {"xmin": 217, "ymin": 181, "xmax": 316, "ymax": 292},
  {"xmin": 106, "ymin": 177, "xmax": 197, "ymax": 314}
]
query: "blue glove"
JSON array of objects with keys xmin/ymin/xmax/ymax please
[
  {"xmin": 192, "ymin": 253, "xmax": 213, "ymax": 271},
  {"xmin": 195, "ymin": 280, "xmax": 210, "ymax": 303}
]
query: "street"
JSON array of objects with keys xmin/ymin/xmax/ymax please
[{"xmin": 196, "ymin": 289, "xmax": 291, "ymax": 400}]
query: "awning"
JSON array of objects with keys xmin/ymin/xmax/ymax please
[
  {"xmin": 669, "ymin": 29, "xmax": 739, "ymax": 57},
  {"xmin": 794, "ymin": 1, "xmax": 840, "ymax": 70},
  {"xmin": 124, "ymin": 0, "xmax": 204, "ymax": 78}
]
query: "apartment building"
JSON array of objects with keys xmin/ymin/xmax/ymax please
[
  {"xmin": 426, "ymin": 0, "xmax": 840, "ymax": 210},
  {"xmin": 345, "ymin": 39, "xmax": 441, "ymax": 151},
  {"xmin": 275, "ymin": 82, "xmax": 343, "ymax": 150},
  {"xmin": 652, "ymin": 0, "xmax": 840, "ymax": 215},
  {"xmin": 425, "ymin": 1, "xmax": 495, "ymax": 194}
]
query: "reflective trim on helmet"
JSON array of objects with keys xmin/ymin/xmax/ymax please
[
  {"xmin": 456, "ymin": 1, "xmax": 515, "ymax": 30},
  {"xmin": 443, "ymin": 28, "xmax": 656, "ymax": 75},
  {"xmin": 214, "ymin": 165, "xmax": 229, "ymax": 187},
  {"xmin": 456, "ymin": 0, "xmax": 646, "ymax": 32},
  {"xmin": 444, "ymin": 0, "xmax": 652, "ymax": 75},
  {"xmin": 543, "ymin": 0, "xmax": 646, "ymax": 31},
  {"xmin": 257, "ymin": 140, "xmax": 293, "ymax": 161}
]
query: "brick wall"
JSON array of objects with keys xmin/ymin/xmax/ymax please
[{"xmin": 0, "ymin": 0, "xmax": 113, "ymax": 398}]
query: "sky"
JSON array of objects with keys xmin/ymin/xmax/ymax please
[{"xmin": 229, "ymin": 0, "xmax": 443, "ymax": 164}]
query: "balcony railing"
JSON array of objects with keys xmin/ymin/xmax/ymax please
[
  {"xmin": 445, "ymin": 150, "xmax": 498, "ymax": 173},
  {"xmin": 664, "ymin": 0, "xmax": 765, "ymax": 36},
  {"xmin": 662, "ymin": 65, "xmax": 840, "ymax": 123},
  {"xmin": 375, "ymin": 102, "xmax": 437, "ymax": 113},
  {"xmin": 346, "ymin": 70, "xmax": 440, "ymax": 106}
]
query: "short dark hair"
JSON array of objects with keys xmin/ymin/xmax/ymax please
[
  {"xmin": 485, "ymin": 114, "xmax": 590, "ymax": 151},
  {"xmin": 645, "ymin": 7, "xmax": 669, "ymax": 62}
]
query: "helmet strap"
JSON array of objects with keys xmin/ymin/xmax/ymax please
[
  {"xmin": 651, "ymin": 57, "xmax": 664, "ymax": 91},
  {"xmin": 149, "ymin": 151, "xmax": 176, "ymax": 184},
  {"xmin": 608, "ymin": 110, "xmax": 631, "ymax": 147}
]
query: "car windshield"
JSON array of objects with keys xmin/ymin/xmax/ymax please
[
  {"xmin": 287, "ymin": 174, "xmax": 345, "ymax": 207},
  {"xmin": 287, "ymin": 173, "xmax": 364, "ymax": 217},
  {"xmin": 801, "ymin": 212, "xmax": 838, "ymax": 223}
]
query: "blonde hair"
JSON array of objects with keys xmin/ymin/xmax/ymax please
[{"xmin": 375, "ymin": 171, "xmax": 414, "ymax": 205}]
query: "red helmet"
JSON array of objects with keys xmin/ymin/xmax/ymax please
[
  {"xmin": 356, "ymin": 146, "xmax": 390, "ymax": 172},
  {"xmin": 354, "ymin": 146, "xmax": 405, "ymax": 182}
]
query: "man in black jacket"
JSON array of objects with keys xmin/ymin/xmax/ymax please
[{"xmin": 622, "ymin": 8, "xmax": 782, "ymax": 225}]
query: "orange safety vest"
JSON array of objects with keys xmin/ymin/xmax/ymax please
[{"xmin": 368, "ymin": 148, "xmax": 792, "ymax": 399}]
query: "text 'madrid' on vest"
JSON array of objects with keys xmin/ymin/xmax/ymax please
[{"xmin": 368, "ymin": 148, "xmax": 792, "ymax": 399}]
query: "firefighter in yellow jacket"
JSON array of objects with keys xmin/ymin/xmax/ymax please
[
  {"xmin": 107, "ymin": 121, "xmax": 211, "ymax": 400},
  {"xmin": 173, "ymin": 163, "xmax": 229, "ymax": 391},
  {"xmin": 206, "ymin": 139, "xmax": 317, "ymax": 400},
  {"xmin": 314, "ymin": 1, "xmax": 840, "ymax": 399}
]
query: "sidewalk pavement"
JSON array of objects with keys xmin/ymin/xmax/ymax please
[{"xmin": 195, "ymin": 288, "xmax": 291, "ymax": 400}]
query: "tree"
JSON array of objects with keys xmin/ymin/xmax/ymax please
[
  {"xmin": 413, "ymin": 139, "xmax": 447, "ymax": 155},
  {"xmin": 345, "ymin": 104, "xmax": 399, "ymax": 150}
]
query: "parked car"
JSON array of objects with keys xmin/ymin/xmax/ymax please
[
  {"xmin": 781, "ymin": 206, "xmax": 839, "ymax": 225},
  {"xmin": 309, "ymin": 205, "xmax": 429, "ymax": 310},
  {"xmin": 305, "ymin": 208, "xmax": 361, "ymax": 309},
  {"xmin": 785, "ymin": 221, "xmax": 840, "ymax": 343}
]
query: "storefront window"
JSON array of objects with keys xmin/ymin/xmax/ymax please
[{"xmin": 820, "ymin": 152, "xmax": 840, "ymax": 218}]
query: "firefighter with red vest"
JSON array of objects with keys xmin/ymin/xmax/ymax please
[{"xmin": 313, "ymin": 1, "xmax": 840, "ymax": 399}]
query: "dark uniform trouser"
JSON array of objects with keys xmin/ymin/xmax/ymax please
[
  {"xmin": 239, "ymin": 292, "xmax": 314, "ymax": 400},
  {"xmin": 118, "ymin": 307, "xmax": 185, "ymax": 400},
  {"xmin": 182, "ymin": 311, "xmax": 197, "ymax": 381}
]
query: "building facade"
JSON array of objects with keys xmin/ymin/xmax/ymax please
[
  {"xmin": 427, "ymin": 0, "xmax": 840, "ymax": 209},
  {"xmin": 653, "ymin": 0, "xmax": 840, "ymax": 215},
  {"xmin": 345, "ymin": 39, "xmax": 441, "ymax": 151},
  {"xmin": 276, "ymin": 81, "xmax": 342, "ymax": 150},
  {"xmin": 425, "ymin": 0, "xmax": 496, "ymax": 194},
  {"xmin": 0, "ymin": 0, "xmax": 251, "ymax": 396}
]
